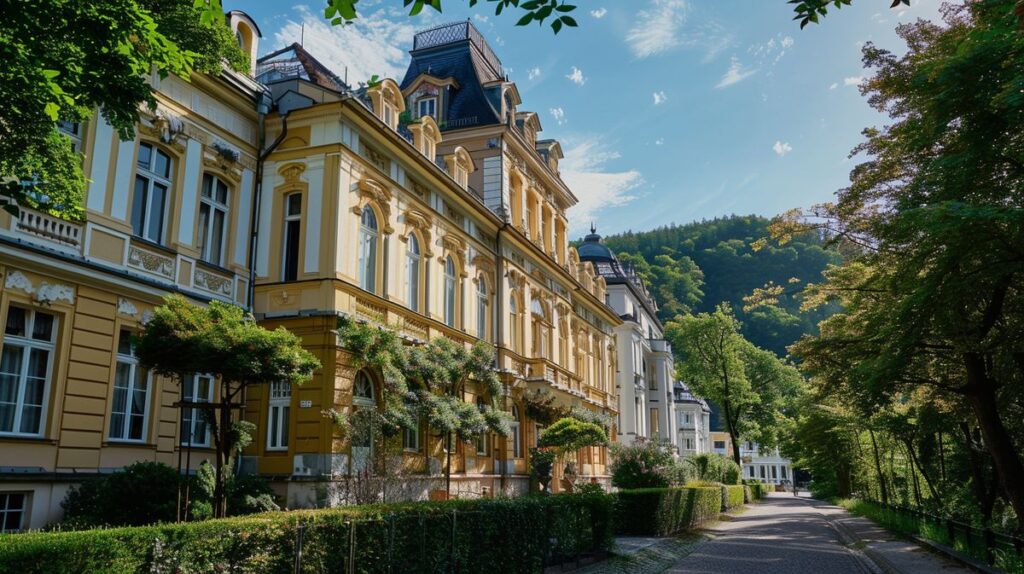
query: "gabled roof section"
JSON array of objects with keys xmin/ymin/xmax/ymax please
[
  {"xmin": 536, "ymin": 139, "xmax": 563, "ymax": 160},
  {"xmin": 401, "ymin": 21, "xmax": 506, "ymax": 130},
  {"xmin": 516, "ymin": 111, "xmax": 542, "ymax": 134},
  {"xmin": 257, "ymin": 43, "xmax": 351, "ymax": 93}
]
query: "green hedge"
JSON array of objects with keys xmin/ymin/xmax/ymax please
[
  {"xmin": 0, "ymin": 494, "xmax": 614, "ymax": 574},
  {"xmin": 616, "ymin": 487, "xmax": 721, "ymax": 536},
  {"xmin": 746, "ymin": 482, "xmax": 770, "ymax": 500},
  {"xmin": 722, "ymin": 485, "xmax": 745, "ymax": 510}
]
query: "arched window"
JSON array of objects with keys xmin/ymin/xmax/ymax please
[
  {"xmin": 406, "ymin": 234, "xmax": 421, "ymax": 312},
  {"xmin": 353, "ymin": 371, "xmax": 375, "ymax": 405},
  {"xmin": 509, "ymin": 294, "xmax": 521, "ymax": 354},
  {"xmin": 476, "ymin": 277, "xmax": 489, "ymax": 341},
  {"xmin": 444, "ymin": 256, "xmax": 457, "ymax": 327},
  {"xmin": 199, "ymin": 173, "xmax": 231, "ymax": 266},
  {"xmin": 358, "ymin": 206, "xmax": 378, "ymax": 293},
  {"xmin": 559, "ymin": 319, "xmax": 569, "ymax": 369},
  {"xmin": 352, "ymin": 371, "xmax": 376, "ymax": 470},
  {"xmin": 531, "ymin": 298, "xmax": 551, "ymax": 359},
  {"xmin": 511, "ymin": 404, "xmax": 522, "ymax": 458}
]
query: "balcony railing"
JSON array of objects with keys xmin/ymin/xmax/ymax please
[{"xmin": 12, "ymin": 206, "xmax": 83, "ymax": 249}]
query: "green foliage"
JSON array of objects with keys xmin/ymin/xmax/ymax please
[
  {"xmin": 60, "ymin": 462, "xmax": 183, "ymax": 528},
  {"xmin": 538, "ymin": 417, "xmax": 608, "ymax": 454},
  {"xmin": 722, "ymin": 485, "xmax": 745, "ymax": 510},
  {"xmin": 602, "ymin": 215, "xmax": 841, "ymax": 356},
  {"xmin": 0, "ymin": 130, "xmax": 86, "ymax": 220},
  {"xmin": 746, "ymin": 481, "xmax": 770, "ymax": 500},
  {"xmin": 142, "ymin": 0, "xmax": 249, "ymax": 74},
  {"xmin": 320, "ymin": 0, "xmax": 579, "ymax": 34},
  {"xmin": 615, "ymin": 487, "xmax": 722, "ymax": 536},
  {"xmin": 788, "ymin": 0, "xmax": 910, "ymax": 28},
  {"xmin": 609, "ymin": 438, "xmax": 676, "ymax": 489},
  {"xmin": 0, "ymin": 494, "xmax": 615, "ymax": 574},
  {"xmin": 682, "ymin": 453, "xmax": 741, "ymax": 485},
  {"xmin": 530, "ymin": 447, "xmax": 557, "ymax": 492},
  {"xmin": 523, "ymin": 388, "xmax": 565, "ymax": 426}
]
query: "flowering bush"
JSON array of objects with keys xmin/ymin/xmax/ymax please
[{"xmin": 609, "ymin": 438, "xmax": 677, "ymax": 489}]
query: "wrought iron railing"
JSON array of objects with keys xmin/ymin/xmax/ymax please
[{"xmin": 413, "ymin": 21, "xmax": 504, "ymax": 78}]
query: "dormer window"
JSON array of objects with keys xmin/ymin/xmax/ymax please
[
  {"xmin": 417, "ymin": 97, "xmax": 437, "ymax": 119},
  {"xmin": 370, "ymin": 79, "xmax": 406, "ymax": 132},
  {"xmin": 445, "ymin": 147, "xmax": 474, "ymax": 191},
  {"xmin": 383, "ymin": 104, "xmax": 394, "ymax": 130}
]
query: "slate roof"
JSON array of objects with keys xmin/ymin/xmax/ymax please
[
  {"xmin": 674, "ymin": 382, "xmax": 711, "ymax": 410},
  {"xmin": 257, "ymin": 43, "xmax": 351, "ymax": 93},
  {"xmin": 400, "ymin": 21, "xmax": 505, "ymax": 130},
  {"xmin": 578, "ymin": 228, "xmax": 662, "ymax": 326}
]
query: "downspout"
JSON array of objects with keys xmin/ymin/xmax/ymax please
[
  {"xmin": 496, "ymin": 220, "xmax": 509, "ymax": 494},
  {"xmin": 247, "ymin": 95, "xmax": 289, "ymax": 311}
]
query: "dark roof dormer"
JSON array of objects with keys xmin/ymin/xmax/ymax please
[{"xmin": 257, "ymin": 43, "xmax": 350, "ymax": 93}]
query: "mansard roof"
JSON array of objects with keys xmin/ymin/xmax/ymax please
[
  {"xmin": 400, "ymin": 21, "xmax": 507, "ymax": 130},
  {"xmin": 578, "ymin": 227, "xmax": 662, "ymax": 327},
  {"xmin": 257, "ymin": 43, "xmax": 351, "ymax": 93},
  {"xmin": 674, "ymin": 381, "xmax": 711, "ymax": 411}
]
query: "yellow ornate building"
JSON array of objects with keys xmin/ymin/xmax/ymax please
[{"xmin": 0, "ymin": 16, "xmax": 619, "ymax": 529}]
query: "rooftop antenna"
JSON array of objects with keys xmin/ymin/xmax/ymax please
[
  {"xmin": 300, "ymin": 22, "xmax": 305, "ymax": 47},
  {"xmin": 590, "ymin": 222, "xmax": 596, "ymax": 234}
]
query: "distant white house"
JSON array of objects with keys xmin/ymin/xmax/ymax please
[
  {"xmin": 673, "ymin": 382, "xmax": 711, "ymax": 456},
  {"xmin": 711, "ymin": 432, "xmax": 793, "ymax": 485}
]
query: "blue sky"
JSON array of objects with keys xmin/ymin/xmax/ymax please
[{"xmin": 233, "ymin": 0, "xmax": 943, "ymax": 237}]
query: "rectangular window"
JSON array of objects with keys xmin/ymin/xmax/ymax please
[
  {"xmin": 132, "ymin": 142, "xmax": 172, "ymax": 244},
  {"xmin": 475, "ymin": 432, "xmax": 488, "ymax": 456},
  {"xmin": 0, "ymin": 493, "xmax": 26, "ymax": 533},
  {"xmin": 781, "ymin": 466, "xmax": 788, "ymax": 479},
  {"xmin": 650, "ymin": 408, "xmax": 659, "ymax": 436},
  {"xmin": 109, "ymin": 329, "xmax": 150, "ymax": 442},
  {"xmin": 512, "ymin": 423, "xmax": 522, "ymax": 458},
  {"xmin": 402, "ymin": 420, "xmax": 420, "ymax": 452},
  {"xmin": 57, "ymin": 120, "xmax": 82, "ymax": 154},
  {"xmin": 772, "ymin": 466, "xmax": 778, "ymax": 479},
  {"xmin": 0, "ymin": 305, "xmax": 56, "ymax": 436},
  {"xmin": 749, "ymin": 466, "xmax": 755, "ymax": 477},
  {"xmin": 181, "ymin": 374, "xmax": 214, "ymax": 447},
  {"xmin": 198, "ymin": 174, "xmax": 230, "ymax": 266},
  {"xmin": 267, "ymin": 381, "xmax": 290, "ymax": 451},
  {"xmin": 713, "ymin": 440, "xmax": 726, "ymax": 449},
  {"xmin": 417, "ymin": 98, "xmax": 436, "ymax": 119},
  {"xmin": 760, "ymin": 466, "xmax": 766, "ymax": 479},
  {"xmin": 282, "ymin": 193, "xmax": 301, "ymax": 281}
]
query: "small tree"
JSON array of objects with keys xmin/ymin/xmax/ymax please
[
  {"xmin": 538, "ymin": 417, "xmax": 608, "ymax": 493},
  {"xmin": 136, "ymin": 295, "xmax": 320, "ymax": 518}
]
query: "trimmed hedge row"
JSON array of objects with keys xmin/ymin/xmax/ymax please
[
  {"xmin": 0, "ymin": 495, "xmax": 614, "ymax": 574},
  {"xmin": 722, "ymin": 485, "xmax": 745, "ymax": 510},
  {"xmin": 615, "ymin": 487, "xmax": 721, "ymax": 536},
  {"xmin": 747, "ymin": 482, "xmax": 770, "ymax": 500}
]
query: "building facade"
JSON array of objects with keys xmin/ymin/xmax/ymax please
[
  {"xmin": 0, "ymin": 12, "xmax": 265, "ymax": 531},
  {"xmin": 0, "ymin": 15, "xmax": 622, "ymax": 530},
  {"xmin": 577, "ymin": 230, "xmax": 676, "ymax": 449},
  {"xmin": 673, "ymin": 382, "xmax": 711, "ymax": 456},
  {"xmin": 710, "ymin": 432, "xmax": 793, "ymax": 486}
]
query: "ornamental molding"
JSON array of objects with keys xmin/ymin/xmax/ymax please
[
  {"xmin": 127, "ymin": 246, "xmax": 175, "ymax": 279},
  {"xmin": 402, "ymin": 210, "xmax": 434, "ymax": 256},
  {"xmin": 439, "ymin": 234, "xmax": 469, "ymax": 277},
  {"xmin": 117, "ymin": 298, "xmax": 139, "ymax": 317},
  {"xmin": 36, "ymin": 282, "xmax": 74, "ymax": 305},
  {"xmin": 506, "ymin": 268, "xmax": 527, "ymax": 291},
  {"xmin": 352, "ymin": 178, "xmax": 394, "ymax": 233},
  {"xmin": 4, "ymin": 270, "xmax": 33, "ymax": 294},
  {"xmin": 472, "ymin": 253, "xmax": 495, "ymax": 276},
  {"xmin": 194, "ymin": 267, "xmax": 233, "ymax": 297},
  {"xmin": 278, "ymin": 162, "xmax": 306, "ymax": 185}
]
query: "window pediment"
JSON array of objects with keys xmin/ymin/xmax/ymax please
[{"xmin": 402, "ymin": 209, "xmax": 434, "ymax": 256}]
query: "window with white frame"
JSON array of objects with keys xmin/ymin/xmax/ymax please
[
  {"xmin": 749, "ymin": 466, "xmax": 755, "ymax": 477},
  {"xmin": 358, "ymin": 206, "xmax": 378, "ymax": 293},
  {"xmin": 57, "ymin": 120, "xmax": 82, "ymax": 154},
  {"xmin": 417, "ymin": 97, "xmax": 436, "ymax": 119},
  {"xmin": 109, "ymin": 329, "xmax": 150, "ymax": 442},
  {"xmin": 132, "ymin": 142, "xmax": 172, "ymax": 244},
  {"xmin": 282, "ymin": 193, "xmax": 302, "ymax": 281},
  {"xmin": 406, "ymin": 234, "xmax": 421, "ymax": 312},
  {"xmin": 198, "ymin": 174, "xmax": 230, "ymax": 266},
  {"xmin": 444, "ymin": 256, "xmax": 457, "ymax": 327},
  {"xmin": 0, "ymin": 305, "xmax": 56, "ymax": 436},
  {"xmin": 476, "ymin": 277, "xmax": 489, "ymax": 341},
  {"xmin": 181, "ymin": 374, "xmax": 214, "ymax": 447},
  {"xmin": 511, "ymin": 405, "xmax": 522, "ymax": 458},
  {"xmin": 509, "ymin": 295, "xmax": 520, "ymax": 354},
  {"xmin": 352, "ymin": 371, "xmax": 376, "ymax": 467},
  {"xmin": 0, "ymin": 493, "xmax": 26, "ymax": 533},
  {"xmin": 267, "ymin": 381, "xmax": 291, "ymax": 451}
]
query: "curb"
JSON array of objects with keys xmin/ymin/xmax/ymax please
[
  {"xmin": 828, "ymin": 516, "xmax": 887, "ymax": 574},
  {"xmin": 910, "ymin": 536, "xmax": 1002, "ymax": 574}
]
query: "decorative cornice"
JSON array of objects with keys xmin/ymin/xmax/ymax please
[
  {"xmin": 117, "ymin": 298, "xmax": 139, "ymax": 317},
  {"xmin": 278, "ymin": 162, "xmax": 306, "ymax": 185},
  {"xmin": 403, "ymin": 209, "xmax": 434, "ymax": 257}
]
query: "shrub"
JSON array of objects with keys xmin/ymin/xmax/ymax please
[
  {"xmin": 722, "ymin": 485, "xmax": 745, "ymax": 510},
  {"xmin": 616, "ymin": 487, "xmax": 721, "ymax": 536},
  {"xmin": 746, "ymin": 481, "xmax": 770, "ymax": 500},
  {"xmin": 538, "ymin": 418, "xmax": 608, "ymax": 453},
  {"xmin": 0, "ymin": 494, "xmax": 614, "ymax": 574},
  {"xmin": 609, "ymin": 438, "xmax": 676, "ymax": 489},
  {"xmin": 682, "ymin": 453, "xmax": 741, "ymax": 485},
  {"xmin": 61, "ymin": 461, "xmax": 183, "ymax": 527}
]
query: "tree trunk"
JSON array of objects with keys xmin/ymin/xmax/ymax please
[
  {"xmin": 964, "ymin": 353, "xmax": 1024, "ymax": 530},
  {"xmin": 869, "ymin": 429, "xmax": 889, "ymax": 504},
  {"xmin": 905, "ymin": 438, "xmax": 940, "ymax": 503},
  {"xmin": 722, "ymin": 400, "xmax": 742, "ymax": 468},
  {"xmin": 960, "ymin": 422, "xmax": 997, "ymax": 523},
  {"xmin": 445, "ymin": 431, "xmax": 452, "ymax": 498},
  {"xmin": 938, "ymin": 430, "xmax": 946, "ymax": 484}
]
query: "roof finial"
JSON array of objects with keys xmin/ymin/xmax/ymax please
[{"xmin": 590, "ymin": 221, "xmax": 596, "ymax": 234}]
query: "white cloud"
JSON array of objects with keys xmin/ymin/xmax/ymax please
[
  {"xmin": 715, "ymin": 57, "xmax": 756, "ymax": 89},
  {"xmin": 654, "ymin": 138, "xmax": 665, "ymax": 146},
  {"xmin": 549, "ymin": 107, "xmax": 566, "ymax": 125},
  {"xmin": 653, "ymin": 91, "xmax": 668, "ymax": 105},
  {"xmin": 773, "ymin": 141, "xmax": 793, "ymax": 157},
  {"xmin": 591, "ymin": 7, "xmax": 607, "ymax": 18},
  {"xmin": 527, "ymin": 67, "xmax": 541, "ymax": 80},
  {"xmin": 473, "ymin": 13, "xmax": 489, "ymax": 23},
  {"xmin": 781, "ymin": 36, "xmax": 794, "ymax": 49},
  {"xmin": 273, "ymin": 6, "xmax": 419, "ymax": 85},
  {"xmin": 844, "ymin": 76, "xmax": 865, "ymax": 86},
  {"xmin": 562, "ymin": 139, "xmax": 644, "ymax": 233},
  {"xmin": 829, "ymin": 82, "xmax": 839, "ymax": 90},
  {"xmin": 625, "ymin": 0, "xmax": 688, "ymax": 59},
  {"xmin": 566, "ymin": 66, "xmax": 586, "ymax": 86}
]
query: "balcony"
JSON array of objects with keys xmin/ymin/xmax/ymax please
[{"xmin": 6, "ymin": 206, "xmax": 83, "ymax": 253}]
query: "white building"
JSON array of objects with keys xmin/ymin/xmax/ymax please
[
  {"xmin": 740, "ymin": 440, "xmax": 792, "ymax": 485},
  {"xmin": 673, "ymin": 382, "xmax": 711, "ymax": 456},
  {"xmin": 578, "ymin": 228, "xmax": 677, "ymax": 448}
]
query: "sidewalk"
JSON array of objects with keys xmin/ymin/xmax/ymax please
[{"xmin": 808, "ymin": 498, "xmax": 978, "ymax": 574}]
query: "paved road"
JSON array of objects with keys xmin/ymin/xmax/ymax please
[{"xmin": 665, "ymin": 494, "xmax": 872, "ymax": 574}]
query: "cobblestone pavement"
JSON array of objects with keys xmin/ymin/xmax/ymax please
[
  {"xmin": 576, "ymin": 535, "xmax": 706, "ymax": 574},
  {"xmin": 664, "ymin": 494, "xmax": 873, "ymax": 574}
]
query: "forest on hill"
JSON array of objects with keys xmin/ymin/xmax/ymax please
[{"xmin": 599, "ymin": 215, "xmax": 842, "ymax": 357}]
